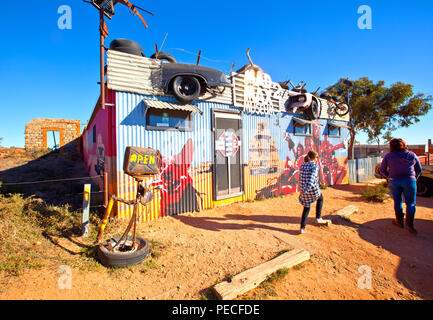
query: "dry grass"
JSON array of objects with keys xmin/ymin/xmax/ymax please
[
  {"xmin": 0, "ymin": 193, "xmax": 165, "ymax": 277},
  {"xmin": 0, "ymin": 194, "xmax": 85, "ymax": 275}
]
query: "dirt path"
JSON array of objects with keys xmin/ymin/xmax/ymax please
[{"xmin": 1, "ymin": 182, "xmax": 432, "ymax": 300}]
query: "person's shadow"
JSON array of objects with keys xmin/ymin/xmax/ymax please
[{"xmin": 357, "ymin": 217, "xmax": 433, "ymax": 299}]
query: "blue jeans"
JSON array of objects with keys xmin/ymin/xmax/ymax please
[{"xmin": 388, "ymin": 178, "xmax": 417, "ymax": 217}]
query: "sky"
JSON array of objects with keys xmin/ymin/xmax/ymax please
[{"xmin": 0, "ymin": 0, "xmax": 432, "ymax": 148}]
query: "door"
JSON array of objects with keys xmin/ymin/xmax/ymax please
[{"xmin": 213, "ymin": 111, "xmax": 243, "ymax": 200}]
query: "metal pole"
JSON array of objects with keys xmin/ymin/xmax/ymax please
[
  {"xmin": 100, "ymin": 9, "xmax": 106, "ymax": 110},
  {"xmin": 104, "ymin": 172, "xmax": 108, "ymax": 208}
]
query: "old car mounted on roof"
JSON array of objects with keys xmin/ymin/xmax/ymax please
[{"xmin": 109, "ymin": 39, "xmax": 233, "ymax": 105}]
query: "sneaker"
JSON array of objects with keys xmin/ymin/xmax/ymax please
[
  {"xmin": 316, "ymin": 218, "xmax": 329, "ymax": 225},
  {"xmin": 300, "ymin": 228, "xmax": 306, "ymax": 234}
]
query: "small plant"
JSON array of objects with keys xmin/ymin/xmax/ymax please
[
  {"xmin": 320, "ymin": 183, "xmax": 328, "ymax": 190},
  {"xmin": 265, "ymin": 268, "xmax": 289, "ymax": 284},
  {"xmin": 361, "ymin": 184, "xmax": 390, "ymax": 202}
]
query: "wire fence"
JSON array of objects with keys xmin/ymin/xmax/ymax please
[
  {"xmin": 1, "ymin": 175, "xmax": 107, "ymax": 212},
  {"xmin": 1, "ymin": 175, "xmax": 103, "ymax": 186}
]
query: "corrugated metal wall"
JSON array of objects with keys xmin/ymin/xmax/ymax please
[
  {"xmin": 349, "ymin": 157, "xmax": 382, "ymax": 183},
  {"xmin": 114, "ymin": 91, "xmax": 351, "ymax": 220},
  {"xmin": 115, "ymin": 92, "xmax": 239, "ymax": 220}
]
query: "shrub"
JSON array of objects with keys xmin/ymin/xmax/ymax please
[
  {"xmin": 320, "ymin": 183, "xmax": 328, "ymax": 190},
  {"xmin": 361, "ymin": 184, "xmax": 390, "ymax": 202}
]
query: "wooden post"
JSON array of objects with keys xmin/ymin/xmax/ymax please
[
  {"xmin": 196, "ymin": 50, "xmax": 201, "ymax": 65},
  {"xmin": 82, "ymin": 184, "xmax": 91, "ymax": 236}
]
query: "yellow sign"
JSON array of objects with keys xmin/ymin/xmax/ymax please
[{"xmin": 130, "ymin": 154, "xmax": 156, "ymax": 165}]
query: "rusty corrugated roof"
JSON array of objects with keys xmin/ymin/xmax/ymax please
[{"xmin": 144, "ymin": 99, "xmax": 203, "ymax": 115}]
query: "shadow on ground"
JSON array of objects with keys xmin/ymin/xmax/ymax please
[
  {"xmin": 0, "ymin": 139, "xmax": 103, "ymax": 210},
  {"xmin": 354, "ymin": 217, "xmax": 433, "ymax": 299}
]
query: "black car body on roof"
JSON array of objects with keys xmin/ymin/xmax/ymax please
[{"xmin": 161, "ymin": 63, "xmax": 233, "ymax": 94}]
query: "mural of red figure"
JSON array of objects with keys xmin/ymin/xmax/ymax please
[
  {"xmin": 256, "ymin": 123, "xmax": 348, "ymax": 200},
  {"xmin": 150, "ymin": 138, "xmax": 201, "ymax": 216},
  {"xmin": 306, "ymin": 125, "xmax": 347, "ymax": 186}
]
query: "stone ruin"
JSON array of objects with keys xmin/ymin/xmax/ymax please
[{"xmin": 25, "ymin": 118, "xmax": 81, "ymax": 151}]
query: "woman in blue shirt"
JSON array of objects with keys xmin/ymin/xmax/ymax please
[{"xmin": 379, "ymin": 138, "xmax": 422, "ymax": 234}]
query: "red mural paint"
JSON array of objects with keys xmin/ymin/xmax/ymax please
[
  {"xmin": 150, "ymin": 138, "xmax": 201, "ymax": 216},
  {"xmin": 256, "ymin": 123, "xmax": 348, "ymax": 199}
]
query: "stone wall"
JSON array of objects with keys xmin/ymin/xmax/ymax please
[{"xmin": 25, "ymin": 118, "xmax": 81, "ymax": 150}]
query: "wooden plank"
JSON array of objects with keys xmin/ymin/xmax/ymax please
[
  {"xmin": 336, "ymin": 205, "xmax": 359, "ymax": 219},
  {"xmin": 213, "ymin": 248, "xmax": 310, "ymax": 300}
]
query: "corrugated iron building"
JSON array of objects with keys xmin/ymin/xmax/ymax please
[{"xmin": 83, "ymin": 49, "xmax": 351, "ymax": 221}]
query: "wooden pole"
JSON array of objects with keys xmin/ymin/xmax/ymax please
[
  {"xmin": 82, "ymin": 184, "xmax": 91, "ymax": 236},
  {"xmin": 196, "ymin": 50, "xmax": 201, "ymax": 65}
]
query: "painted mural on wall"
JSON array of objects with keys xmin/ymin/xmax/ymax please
[
  {"xmin": 249, "ymin": 121, "xmax": 279, "ymax": 176},
  {"xmin": 148, "ymin": 138, "xmax": 204, "ymax": 216},
  {"xmin": 94, "ymin": 135, "xmax": 106, "ymax": 176},
  {"xmin": 250, "ymin": 118, "xmax": 349, "ymax": 200}
]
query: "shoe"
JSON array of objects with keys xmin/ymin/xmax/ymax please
[
  {"xmin": 300, "ymin": 228, "xmax": 306, "ymax": 234},
  {"xmin": 392, "ymin": 219, "xmax": 404, "ymax": 228},
  {"xmin": 316, "ymin": 218, "xmax": 329, "ymax": 225},
  {"xmin": 405, "ymin": 215, "xmax": 418, "ymax": 235}
]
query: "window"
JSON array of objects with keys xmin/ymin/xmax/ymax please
[
  {"xmin": 92, "ymin": 125, "xmax": 96, "ymax": 143},
  {"xmin": 328, "ymin": 124, "xmax": 341, "ymax": 137},
  {"xmin": 294, "ymin": 122, "xmax": 312, "ymax": 136},
  {"xmin": 146, "ymin": 108, "xmax": 193, "ymax": 131}
]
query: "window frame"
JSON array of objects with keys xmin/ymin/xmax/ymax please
[
  {"xmin": 145, "ymin": 108, "xmax": 194, "ymax": 132},
  {"xmin": 328, "ymin": 124, "xmax": 341, "ymax": 137},
  {"xmin": 293, "ymin": 122, "xmax": 312, "ymax": 136}
]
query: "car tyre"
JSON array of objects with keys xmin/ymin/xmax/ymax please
[
  {"xmin": 109, "ymin": 39, "xmax": 145, "ymax": 57},
  {"xmin": 172, "ymin": 76, "xmax": 201, "ymax": 104},
  {"xmin": 417, "ymin": 178, "xmax": 432, "ymax": 197},
  {"xmin": 305, "ymin": 99, "xmax": 321, "ymax": 120},
  {"xmin": 97, "ymin": 236, "xmax": 149, "ymax": 268},
  {"xmin": 150, "ymin": 51, "xmax": 177, "ymax": 63}
]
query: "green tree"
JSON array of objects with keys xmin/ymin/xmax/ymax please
[{"xmin": 325, "ymin": 77, "xmax": 432, "ymax": 159}]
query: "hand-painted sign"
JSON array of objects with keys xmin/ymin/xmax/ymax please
[
  {"xmin": 216, "ymin": 131, "xmax": 239, "ymax": 157},
  {"xmin": 233, "ymin": 68, "xmax": 290, "ymax": 115}
]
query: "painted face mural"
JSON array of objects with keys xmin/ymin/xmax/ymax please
[{"xmin": 150, "ymin": 138, "xmax": 201, "ymax": 216}]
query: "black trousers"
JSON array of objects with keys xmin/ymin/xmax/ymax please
[{"xmin": 300, "ymin": 195, "xmax": 324, "ymax": 229}]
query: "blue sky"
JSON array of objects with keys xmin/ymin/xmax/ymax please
[{"xmin": 0, "ymin": 0, "xmax": 432, "ymax": 148}]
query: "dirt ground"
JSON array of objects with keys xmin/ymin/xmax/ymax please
[{"xmin": 0, "ymin": 180, "xmax": 432, "ymax": 300}]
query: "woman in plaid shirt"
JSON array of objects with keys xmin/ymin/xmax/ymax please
[{"xmin": 299, "ymin": 151, "xmax": 329, "ymax": 233}]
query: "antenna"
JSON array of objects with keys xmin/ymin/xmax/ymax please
[{"xmin": 84, "ymin": 0, "xmax": 153, "ymax": 110}]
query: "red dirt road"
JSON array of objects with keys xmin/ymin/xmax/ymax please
[{"xmin": 1, "ymin": 181, "xmax": 432, "ymax": 300}]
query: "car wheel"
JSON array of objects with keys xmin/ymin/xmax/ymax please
[
  {"xmin": 97, "ymin": 236, "xmax": 149, "ymax": 268},
  {"xmin": 172, "ymin": 76, "xmax": 201, "ymax": 104},
  {"xmin": 305, "ymin": 99, "xmax": 321, "ymax": 120},
  {"xmin": 150, "ymin": 52, "xmax": 177, "ymax": 63},
  {"xmin": 417, "ymin": 178, "xmax": 432, "ymax": 197}
]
